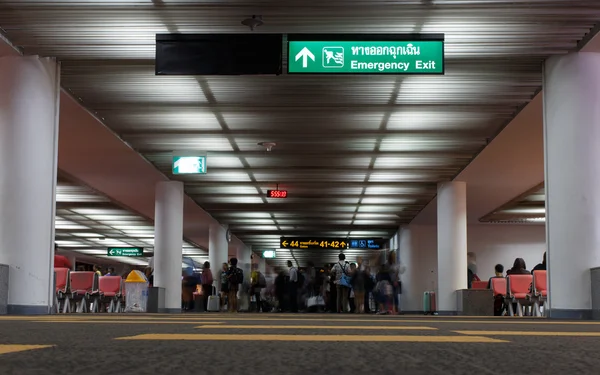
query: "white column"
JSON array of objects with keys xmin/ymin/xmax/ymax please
[
  {"xmin": 398, "ymin": 226, "xmax": 417, "ymax": 312},
  {"xmin": 543, "ymin": 52, "xmax": 600, "ymax": 319},
  {"xmin": 153, "ymin": 181, "xmax": 184, "ymax": 313},
  {"xmin": 209, "ymin": 223, "xmax": 228, "ymax": 293},
  {"xmin": 0, "ymin": 56, "xmax": 60, "ymax": 314},
  {"xmin": 437, "ymin": 181, "xmax": 468, "ymax": 313}
]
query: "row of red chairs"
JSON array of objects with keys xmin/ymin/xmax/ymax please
[
  {"xmin": 54, "ymin": 268, "xmax": 124, "ymax": 313},
  {"xmin": 474, "ymin": 271, "xmax": 547, "ymax": 316}
]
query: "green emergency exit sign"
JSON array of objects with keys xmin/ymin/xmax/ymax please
[
  {"xmin": 288, "ymin": 40, "xmax": 444, "ymax": 74},
  {"xmin": 172, "ymin": 155, "xmax": 207, "ymax": 175},
  {"xmin": 107, "ymin": 247, "xmax": 144, "ymax": 257}
]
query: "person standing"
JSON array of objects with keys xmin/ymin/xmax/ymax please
[
  {"xmin": 201, "ymin": 261, "xmax": 214, "ymax": 311},
  {"xmin": 331, "ymin": 253, "xmax": 350, "ymax": 313},
  {"xmin": 93, "ymin": 264, "xmax": 102, "ymax": 276},
  {"xmin": 226, "ymin": 258, "xmax": 243, "ymax": 312},
  {"xmin": 250, "ymin": 264, "xmax": 266, "ymax": 312},
  {"xmin": 288, "ymin": 261, "xmax": 299, "ymax": 313},
  {"xmin": 53, "ymin": 244, "xmax": 72, "ymax": 269},
  {"xmin": 219, "ymin": 262, "xmax": 229, "ymax": 312}
]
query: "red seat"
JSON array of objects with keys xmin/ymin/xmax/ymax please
[
  {"xmin": 69, "ymin": 272, "xmax": 98, "ymax": 313},
  {"xmin": 532, "ymin": 270, "xmax": 548, "ymax": 316},
  {"xmin": 98, "ymin": 276, "xmax": 122, "ymax": 298},
  {"xmin": 507, "ymin": 274, "xmax": 534, "ymax": 317},
  {"xmin": 54, "ymin": 268, "xmax": 70, "ymax": 294},
  {"xmin": 471, "ymin": 281, "xmax": 488, "ymax": 289},
  {"xmin": 533, "ymin": 270, "xmax": 547, "ymax": 297},
  {"xmin": 70, "ymin": 271, "xmax": 96, "ymax": 296},
  {"xmin": 490, "ymin": 277, "xmax": 506, "ymax": 297},
  {"xmin": 54, "ymin": 268, "xmax": 71, "ymax": 313}
]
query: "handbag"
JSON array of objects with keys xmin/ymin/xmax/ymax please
[
  {"xmin": 338, "ymin": 263, "xmax": 352, "ymax": 288},
  {"xmin": 307, "ymin": 295, "xmax": 325, "ymax": 307}
]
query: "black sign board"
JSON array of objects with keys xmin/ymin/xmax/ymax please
[
  {"xmin": 155, "ymin": 34, "xmax": 283, "ymax": 75},
  {"xmin": 280, "ymin": 238, "xmax": 348, "ymax": 250}
]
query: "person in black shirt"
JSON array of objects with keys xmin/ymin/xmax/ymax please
[{"xmin": 531, "ymin": 252, "xmax": 547, "ymax": 274}]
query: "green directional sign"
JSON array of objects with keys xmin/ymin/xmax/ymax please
[
  {"xmin": 107, "ymin": 247, "xmax": 144, "ymax": 257},
  {"xmin": 288, "ymin": 40, "xmax": 444, "ymax": 74},
  {"xmin": 262, "ymin": 250, "xmax": 276, "ymax": 259},
  {"xmin": 172, "ymin": 155, "xmax": 207, "ymax": 175}
]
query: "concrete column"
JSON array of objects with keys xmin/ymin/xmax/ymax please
[
  {"xmin": 436, "ymin": 181, "xmax": 468, "ymax": 313},
  {"xmin": 543, "ymin": 52, "xmax": 600, "ymax": 319},
  {"xmin": 153, "ymin": 181, "xmax": 184, "ymax": 313},
  {"xmin": 0, "ymin": 56, "xmax": 60, "ymax": 314},
  {"xmin": 209, "ymin": 223, "xmax": 228, "ymax": 293},
  {"xmin": 398, "ymin": 226, "xmax": 417, "ymax": 312}
]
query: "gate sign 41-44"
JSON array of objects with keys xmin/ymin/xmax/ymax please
[{"xmin": 288, "ymin": 37, "xmax": 444, "ymax": 74}]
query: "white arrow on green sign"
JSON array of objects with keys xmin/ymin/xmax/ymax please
[
  {"xmin": 295, "ymin": 47, "xmax": 315, "ymax": 68},
  {"xmin": 107, "ymin": 247, "xmax": 144, "ymax": 257}
]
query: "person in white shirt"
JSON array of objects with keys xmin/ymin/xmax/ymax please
[
  {"xmin": 287, "ymin": 261, "xmax": 299, "ymax": 313},
  {"xmin": 331, "ymin": 253, "xmax": 351, "ymax": 313}
]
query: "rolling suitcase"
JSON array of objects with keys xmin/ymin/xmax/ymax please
[
  {"xmin": 207, "ymin": 295, "xmax": 220, "ymax": 312},
  {"xmin": 423, "ymin": 291, "xmax": 437, "ymax": 315}
]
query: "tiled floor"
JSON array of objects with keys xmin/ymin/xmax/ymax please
[{"xmin": 1, "ymin": 314, "xmax": 599, "ymax": 374}]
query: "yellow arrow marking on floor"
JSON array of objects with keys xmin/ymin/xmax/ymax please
[
  {"xmin": 455, "ymin": 330, "xmax": 600, "ymax": 337},
  {"xmin": 0, "ymin": 345, "xmax": 54, "ymax": 355},
  {"xmin": 195, "ymin": 325, "xmax": 437, "ymax": 330},
  {"xmin": 116, "ymin": 333, "xmax": 508, "ymax": 343}
]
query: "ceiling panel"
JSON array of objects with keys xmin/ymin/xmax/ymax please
[
  {"xmin": 1, "ymin": 0, "xmax": 596, "ymax": 265},
  {"xmin": 480, "ymin": 183, "xmax": 546, "ymax": 224}
]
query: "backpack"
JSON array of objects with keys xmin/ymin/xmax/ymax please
[
  {"xmin": 258, "ymin": 272, "xmax": 267, "ymax": 288},
  {"xmin": 229, "ymin": 267, "xmax": 244, "ymax": 285},
  {"xmin": 297, "ymin": 271, "xmax": 305, "ymax": 287}
]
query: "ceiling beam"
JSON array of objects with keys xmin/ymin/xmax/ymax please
[
  {"xmin": 120, "ymin": 129, "xmax": 492, "ymax": 139},
  {"xmin": 183, "ymin": 181, "xmax": 437, "ymax": 189}
]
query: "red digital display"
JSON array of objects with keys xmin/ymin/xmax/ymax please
[{"xmin": 267, "ymin": 189, "xmax": 288, "ymax": 198}]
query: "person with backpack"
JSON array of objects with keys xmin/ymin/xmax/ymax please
[
  {"xmin": 250, "ymin": 264, "xmax": 267, "ymax": 312},
  {"xmin": 331, "ymin": 253, "xmax": 352, "ymax": 313},
  {"xmin": 226, "ymin": 257, "xmax": 243, "ymax": 312}
]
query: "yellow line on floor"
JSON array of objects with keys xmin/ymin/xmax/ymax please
[
  {"xmin": 195, "ymin": 325, "xmax": 437, "ymax": 330},
  {"xmin": 116, "ymin": 333, "xmax": 508, "ymax": 343},
  {"xmin": 0, "ymin": 345, "xmax": 54, "ymax": 355},
  {"xmin": 32, "ymin": 320, "xmax": 225, "ymax": 325},
  {"xmin": 455, "ymin": 330, "xmax": 600, "ymax": 337}
]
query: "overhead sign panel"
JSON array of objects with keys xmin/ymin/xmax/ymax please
[
  {"xmin": 155, "ymin": 34, "xmax": 283, "ymax": 75},
  {"xmin": 172, "ymin": 155, "xmax": 207, "ymax": 175},
  {"xmin": 287, "ymin": 34, "xmax": 444, "ymax": 74},
  {"xmin": 280, "ymin": 238, "xmax": 348, "ymax": 250},
  {"xmin": 107, "ymin": 247, "xmax": 144, "ymax": 257},
  {"xmin": 348, "ymin": 238, "xmax": 387, "ymax": 250}
]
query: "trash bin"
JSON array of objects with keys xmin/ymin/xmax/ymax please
[{"xmin": 124, "ymin": 270, "xmax": 149, "ymax": 313}]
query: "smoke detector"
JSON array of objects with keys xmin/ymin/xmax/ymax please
[
  {"xmin": 241, "ymin": 15, "xmax": 264, "ymax": 31},
  {"xmin": 258, "ymin": 142, "xmax": 276, "ymax": 152}
]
